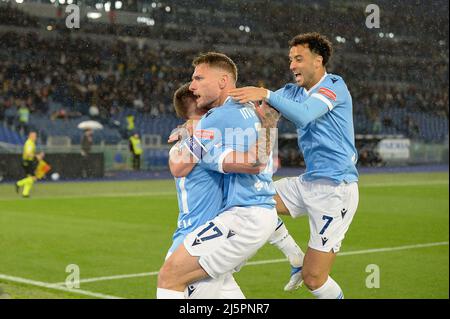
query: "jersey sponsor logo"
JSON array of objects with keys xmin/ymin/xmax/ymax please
[
  {"xmin": 195, "ymin": 129, "xmax": 215, "ymax": 140},
  {"xmin": 318, "ymin": 87, "xmax": 337, "ymax": 101}
]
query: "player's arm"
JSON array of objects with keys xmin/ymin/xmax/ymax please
[
  {"xmin": 168, "ymin": 138, "xmax": 198, "ymax": 178},
  {"xmin": 168, "ymin": 120, "xmax": 202, "ymax": 177},
  {"xmin": 221, "ymin": 144, "xmax": 266, "ymax": 174},
  {"xmin": 229, "ymin": 86, "xmax": 332, "ymax": 127},
  {"xmin": 206, "ymin": 101, "xmax": 278, "ymax": 174},
  {"xmin": 266, "ymin": 90, "xmax": 330, "ymax": 127}
]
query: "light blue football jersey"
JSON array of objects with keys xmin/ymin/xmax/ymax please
[
  {"xmin": 267, "ymin": 73, "xmax": 359, "ymax": 184},
  {"xmin": 169, "ymin": 165, "xmax": 223, "ymax": 253},
  {"xmin": 193, "ymin": 97, "xmax": 276, "ymax": 212}
]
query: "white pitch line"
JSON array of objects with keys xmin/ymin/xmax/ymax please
[
  {"xmin": 0, "ymin": 273, "xmax": 123, "ymax": 299},
  {"xmin": 49, "ymin": 271, "xmax": 160, "ymax": 287},
  {"xmin": 49, "ymin": 241, "xmax": 449, "ymax": 286},
  {"xmin": 0, "ymin": 191, "xmax": 175, "ymax": 201}
]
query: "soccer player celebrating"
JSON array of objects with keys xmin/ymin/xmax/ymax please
[
  {"xmin": 157, "ymin": 53, "xmax": 305, "ymax": 299},
  {"xmin": 161, "ymin": 80, "xmax": 305, "ymax": 298},
  {"xmin": 229, "ymin": 32, "xmax": 359, "ymax": 299},
  {"xmin": 164, "ymin": 82, "xmax": 245, "ymax": 298}
]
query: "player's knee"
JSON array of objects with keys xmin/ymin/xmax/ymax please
[
  {"xmin": 302, "ymin": 270, "xmax": 328, "ymax": 291},
  {"xmin": 157, "ymin": 261, "xmax": 177, "ymax": 289}
]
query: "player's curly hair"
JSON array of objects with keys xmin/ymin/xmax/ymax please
[
  {"xmin": 173, "ymin": 82, "xmax": 196, "ymax": 120},
  {"xmin": 192, "ymin": 52, "xmax": 238, "ymax": 83},
  {"xmin": 289, "ymin": 32, "xmax": 333, "ymax": 66}
]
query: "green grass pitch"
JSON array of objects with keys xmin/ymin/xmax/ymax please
[{"xmin": 0, "ymin": 172, "xmax": 448, "ymax": 299}]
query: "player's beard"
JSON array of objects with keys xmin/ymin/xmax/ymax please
[
  {"xmin": 297, "ymin": 73, "xmax": 314, "ymax": 90},
  {"xmin": 198, "ymin": 95, "xmax": 220, "ymax": 110},
  {"xmin": 196, "ymin": 105, "xmax": 210, "ymax": 115}
]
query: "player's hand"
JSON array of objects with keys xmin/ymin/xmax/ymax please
[
  {"xmin": 167, "ymin": 120, "xmax": 197, "ymax": 143},
  {"xmin": 183, "ymin": 119, "xmax": 198, "ymax": 137},
  {"xmin": 168, "ymin": 125, "xmax": 184, "ymax": 143},
  {"xmin": 229, "ymin": 87, "xmax": 268, "ymax": 104}
]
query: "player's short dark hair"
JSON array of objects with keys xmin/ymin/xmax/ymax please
[
  {"xmin": 289, "ymin": 32, "xmax": 333, "ymax": 66},
  {"xmin": 173, "ymin": 82, "xmax": 196, "ymax": 120},
  {"xmin": 192, "ymin": 52, "xmax": 238, "ymax": 83}
]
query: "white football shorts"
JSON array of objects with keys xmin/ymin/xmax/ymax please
[
  {"xmin": 165, "ymin": 243, "xmax": 245, "ymax": 299},
  {"xmin": 184, "ymin": 206, "xmax": 278, "ymax": 279},
  {"xmin": 275, "ymin": 175, "xmax": 359, "ymax": 253},
  {"xmin": 185, "ymin": 273, "xmax": 245, "ymax": 299}
]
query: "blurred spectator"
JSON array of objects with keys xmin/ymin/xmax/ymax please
[
  {"xmin": 404, "ymin": 115, "xmax": 420, "ymax": 139},
  {"xmin": 17, "ymin": 100, "xmax": 30, "ymax": 135},
  {"xmin": 0, "ymin": 1, "xmax": 447, "ymax": 144},
  {"xmin": 81, "ymin": 129, "xmax": 93, "ymax": 178},
  {"xmin": 4, "ymin": 100, "xmax": 16, "ymax": 130}
]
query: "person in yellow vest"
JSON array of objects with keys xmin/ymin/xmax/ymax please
[
  {"xmin": 129, "ymin": 132, "xmax": 143, "ymax": 170},
  {"xmin": 16, "ymin": 152, "xmax": 51, "ymax": 198},
  {"xmin": 20, "ymin": 131, "xmax": 37, "ymax": 176},
  {"xmin": 126, "ymin": 115, "xmax": 135, "ymax": 137},
  {"xmin": 15, "ymin": 131, "xmax": 50, "ymax": 197}
]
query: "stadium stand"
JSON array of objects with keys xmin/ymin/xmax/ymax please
[{"xmin": 0, "ymin": 0, "xmax": 448, "ymax": 166}]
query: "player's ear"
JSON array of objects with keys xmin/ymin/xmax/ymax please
[
  {"xmin": 314, "ymin": 55, "xmax": 323, "ymax": 68},
  {"xmin": 219, "ymin": 74, "xmax": 228, "ymax": 89}
]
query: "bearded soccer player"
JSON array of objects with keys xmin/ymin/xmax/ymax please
[
  {"xmin": 229, "ymin": 32, "xmax": 359, "ymax": 299},
  {"xmin": 158, "ymin": 53, "xmax": 305, "ymax": 298}
]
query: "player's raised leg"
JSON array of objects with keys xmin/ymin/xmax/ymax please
[{"xmin": 268, "ymin": 217, "xmax": 305, "ymax": 291}]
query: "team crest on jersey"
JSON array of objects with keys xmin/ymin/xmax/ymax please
[
  {"xmin": 195, "ymin": 129, "xmax": 215, "ymax": 140},
  {"xmin": 318, "ymin": 87, "xmax": 337, "ymax": 101}
]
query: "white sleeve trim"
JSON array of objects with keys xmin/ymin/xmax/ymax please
[
  {"xmin": 266, "ymin": 90, "xmax": 271, "ymax": 100},
  {"xmin": 218, "ymin": 148, "xmax": 234, "ymax": 174},
  {"xmin": 311, "ymin": 93, "xmax": 334, "ymax": 111}
]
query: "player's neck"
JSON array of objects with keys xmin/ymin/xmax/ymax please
[
  {"xmin": 217, "ymin": 86, "xmax": 235, "ymax": 106},
  {"xmin": 305, "ymin": 70, "xmax": 327, "ymax": 91}
]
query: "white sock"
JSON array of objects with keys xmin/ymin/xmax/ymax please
[
  {"xmin": 269, "ymin": 218, "xmax": 304, "ymax": 267},
  {"xmin": 310, "ymin": 276, "xmax": 344, "ymax": 299},
  {"xmin": 156, "ymin": 288, "xmax": 185, "ymax": 299}
]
